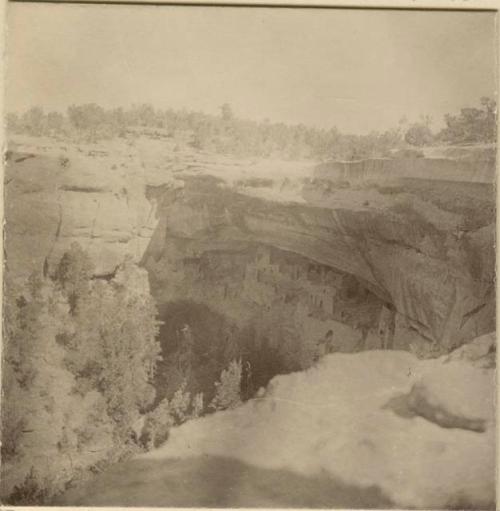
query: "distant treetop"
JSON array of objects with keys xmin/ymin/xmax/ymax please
[{"xmin": 7, "ymin": 97, "xmax": 496, "ymax": 160}]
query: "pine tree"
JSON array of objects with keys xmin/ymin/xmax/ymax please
[{"xmin": 210, "ymin": 359, "xmax": 242, "ymax": 411}]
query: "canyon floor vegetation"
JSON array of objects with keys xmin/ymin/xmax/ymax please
[{"xmin": 2, "ymin": 97, "xmax": 496, "ymax": 508}]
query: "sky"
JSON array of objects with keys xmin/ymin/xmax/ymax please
[{"xmin": 6, "ymin": 4, "xmax": 498, "ymax": 134}]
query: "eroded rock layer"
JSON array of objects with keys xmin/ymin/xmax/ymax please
[
  {"xmin": 5, "ymin": 137, "xmax": 495, "ymax": 356},
  {"xmin": 143, "ymin": 172, "xmax": 494, "ymax": 354}
]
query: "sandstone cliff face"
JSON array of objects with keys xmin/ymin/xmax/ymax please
[
  {"xmin": 5, "ymin": 136, "xmax": 495, "ymax": 355},
  {"xmin": 5, "ymin": 136, "xmax": 495, "ymax": 510},
  {"xmin": 143, "ymin": 171, "xmax": 494, "ymax": 353},
  {"xmin": 315, "ymin": 155, "xmax": 495, "ymax": 184},
  {"xmin": 4, "ymin": 140, "xmax": 165, "ymax": 280}
]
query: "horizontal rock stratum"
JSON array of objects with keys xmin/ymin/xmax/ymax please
[
  {"xmin": 5, "ymin": 135, "xmax": 495, "ymax": 352},
  {"xmin": 5, "ymin": 135, "xmax": 496, "ymax": 508},
  {"xmin": 143, "ymin": 171, "xmax": 495, "ymax": 350}
]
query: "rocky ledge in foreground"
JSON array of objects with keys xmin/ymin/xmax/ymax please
[{"xmin": 58, "ymin": 334, "xmax": 495, "ymax": 510}]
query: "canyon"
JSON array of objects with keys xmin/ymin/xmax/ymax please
[
  {"xmin": 6, "ymin": 135, "xmax": 495, "ymax": 363},
  {"xmin": 4, "ymin": 133, "xmax": 496, "ymax": 508}
]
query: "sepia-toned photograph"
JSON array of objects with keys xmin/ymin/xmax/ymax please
[{"xmin": 1, "ymin": 3, "xmax": 497, "ymax": 508}]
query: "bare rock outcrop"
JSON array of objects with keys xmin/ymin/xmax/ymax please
[
  {"xmin": 4, "ymin": 149, "xmax": 162, "ymax": 280},
  {"xmin": 144, "ymin": 170, "xmax": 494, "ymax": 351},
  {"xmin": 5, "ymin": 138, "xmax": 495, "ymax": 354},
  {"xmin": 58, "ymin": 343, "xmax": 495, "ymax": 509}
]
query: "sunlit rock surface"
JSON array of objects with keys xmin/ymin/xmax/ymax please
[
  {"xmin": 58, "ymin": 344, "xmax": 495, "ymax": 509},
  {"xmin": 5, "ymin": 135, "xmax": 495, "ymax": 352},
  {"xmin": 144, "ymin": 173, "xmax": 494, "ymax": 350},
  {"xmin": 6, "ymin": 136, "xmax": 495, "ymax": 509}
]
